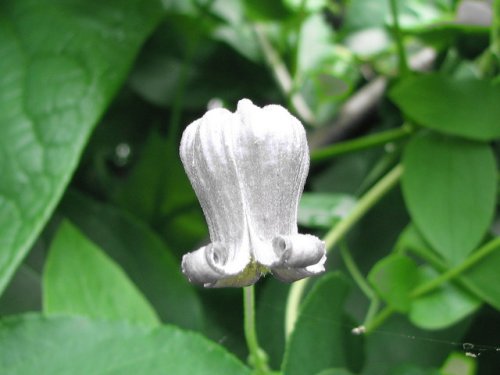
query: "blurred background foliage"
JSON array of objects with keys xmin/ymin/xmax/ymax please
[{"xmin": 0, "ymin": 0, "xmax": 499, "ymax": 374}]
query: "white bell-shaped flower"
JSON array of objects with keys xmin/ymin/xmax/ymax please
[{"xmin": 180, "ymin": 99, "xmax": 326, "ymax": 287}]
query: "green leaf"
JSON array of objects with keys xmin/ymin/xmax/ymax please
[
  {"xmin": 296, "ymin": 14, "xmax": 336, "ymax": 76},
  {"xmin": 391, "ymin": 74, "xmax": 500, "ymax": 141},
  {"xmin": 0, "ymin": 313, "xmax": 251, "ymax": 374},
  {"xmin": 461, "ymin": 240, "xmax": 500, "ymax": 311},
  {"xmin": 0, "ymin": 0, "xmax": 163, "ymax": 295},
  {"xmin": 60, "ymin": 190, "xmax": 204, "ymax": 330},
  {"xmin": 342, "ymin": 0, "xmax": 390, "ymax": 31},
  {"xmin": 242, "ymin": 0, "xmax": 292, "ymax": 21},
  {"xmin": 394, "ymin": 225, "xmax": 442, "ymax": 264},
  {"xmin": 402, "ymin": 132, "xmax": 497, "ymax": 264},
  {"xmin": 285, "ymin": 0, "xmax": 328, "ymax": 13},
  {"xmin": 440, "ymin": 352, "xmax": 477, "ymax": 375},
  {"xmin": 343, "ymin": 0, "xmax": 454, "ymax": 32},
  {"xmin": 44, "ymin": 221, "xmax": 160, "ymax": 327},
  {"xmin": 213, "ymin": 23, "xmax": 261, "ymax": 62},
  {"xmin": 298, "ymin": 193, "xmax": 356, "ymax": 229},
  {"xmin": 368, "ymin": 254, "xmax": 419, "ymax": 312},
  {"xmin": 282, "ymin": 273, "xmax": 353, "ymax": 375},
  {"xmin": 409, "ymin": 266, "xmax": 481, "ymax": 330}
]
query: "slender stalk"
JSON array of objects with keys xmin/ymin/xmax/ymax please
[
  {"xmin": 284, "ymin": 278, "xmax": 308, "ymax": 338},
  {"xmin": 364, "ymin": 298, "xmax": 381, "ymax": 326},
  {"xmin": 243, "ymin": 286, "xmax": 270, "ymax": 374},
  {"xmin": 340, "ymin": 243, "xmax": 381, "ymax": 326},
  {"xmin": 311, "ymin": 125, "xmax": 413, "ymax": 163},
  {"xmin": 364, "ymin": 237, "xmax": 500, "ymax": 332},
  {"xmin": 253, "ymin": 24, "xmax": 317, "ymax": 126},
  {"xmin": 389, "ymin": 0, "xmax": 409, "ymax": 75},
  {"xmin": 340, "ymin": 243, "xmax": 375, "ymax": 300},
  {"xmin": 285, "ymin": 164, "xmax": 404, "ymax": 337},
  {"xmin": 364, "ymin": 306, "xmax": 395, "ymax": 333}
]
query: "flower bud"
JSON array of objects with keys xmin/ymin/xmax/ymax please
[{"xmin": 180, "ymin": 99, "xmax": 326, "ymax": 287}]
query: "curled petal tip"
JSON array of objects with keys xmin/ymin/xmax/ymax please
[
  {"xmin": 272, "ymin": 234, "xmax": 325, "ymax": 268},
  {"xmin": 181, "ymin": 246, "xmax": 222, "ymax": 286},
  {"xmin": 271, "ymin": 253, "xmax": 327, "ymax": 283},
  {"xmin": 182, "ymin": 243, "xmax": 262, "ymax": 288}
]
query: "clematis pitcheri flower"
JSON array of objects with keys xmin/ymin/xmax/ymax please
[{"xmin": 180, "ymin": 99, "xmax": 326, "ymax": 287}]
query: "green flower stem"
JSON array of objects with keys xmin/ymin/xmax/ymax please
[
  {"xmin": 389, "ymin": 0, "xmax": 409, "ymax": 75},
  {"xmin": 253, "ymin": 24, "xmax": 317, "ymax": 126},
  {"xmin": 311, "ymin": 125, "xmax": 413, "ymax": 164},
  {"xmin": 243, "ymin": 285, "xmax": 270, "ymax": 374},
  {"xmin": 285, "ymin": 164, "xmax": 404, "ymax": 338},
  {"xmin": 364, "ymin": 236, "xmax": 500, "ymax": 333}
]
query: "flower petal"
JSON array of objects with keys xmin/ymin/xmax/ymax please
[
  {"xmin": 272, "ymin": 234, "xmax": 325, "ymax": 268},
  {"xmin": 181, "ymin": 244, "xmax": 224, "ymax": 286},
  {"xmin": 272, "ymin": 254, "xmax": 327, "ymax": 283},
  {"xmin": 180, "ymin": 108, "xmax": 251, "ymax": 283},
  {"xmin": 180, "ymin": 99, "xmax": 327, "ymax": 287},
  {"xmin": 233, "ymin": 99, "xmax": 310, "ymax": 267},
  {"xmin": 182, "ymin": 243, "xmax": 260, "ymax": 287}
]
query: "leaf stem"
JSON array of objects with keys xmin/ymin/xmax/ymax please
[
  {"xmin": 311, "ymin": 124, "xmax": 413, "ymax": 163},
  {"xmin": 364, "ymin": 236, "xmax": 500, "ymax": 332},
  {"xmin": 340, "ymin": 242, "xmax": 381, "ymax": 326},
  {"xmin": 243, "ymin": 285, "xmax": 270, "ymax": 374},
  {"xmin": 364, "ymin": 298, "xmax": 381, "ymax": 326},
  {"xmin": 340, "ymin": 243, "xmax": 375, "ymax": 300},
  {"xmin": 323, "ymin": 164, "xmax": 403, "ymax": 250},
  {"xmin": 411, "ymin": 236, "xmax": 500, "ymax": 298},
  {"xmin": 364, "ymin": 306, "xmax": 395, "ymax": 333},
  {"xmin": 389, "ymin": 0, "xmax": 410, "ymax": 75},
  {"xmin": 285, "ymin": 164, "xmax": 404, "ymax": 338}
]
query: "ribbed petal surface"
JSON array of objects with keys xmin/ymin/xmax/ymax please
[{"xmin": 179, "ymin": 99, "xmax": 326, "ymax": 287}]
